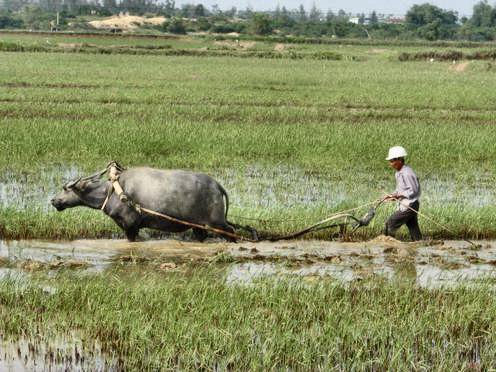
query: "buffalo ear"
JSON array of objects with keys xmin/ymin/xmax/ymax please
[
  {"xmin": 74, "ymin": 179, "xmax": 90, "ymax": 191},
  {"xmin": 65, "ymin": 177, "xmax": 81, "ymax": 190}
]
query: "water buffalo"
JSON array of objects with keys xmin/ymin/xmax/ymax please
[{"xmin": 51, "ymin": 167, "xmax": 235, "ymax": 241}]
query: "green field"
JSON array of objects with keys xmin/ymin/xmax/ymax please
[
  {"xmin": 2, "ymin": 267, "xmax": 496, "ymax": 370},
  {"xmin": 2, "ymin": 32, "xmax": 496, "ymax": 369},
  {"xmin": 1, "ymin": 32, "xmax": 496, "ymax": 239}
]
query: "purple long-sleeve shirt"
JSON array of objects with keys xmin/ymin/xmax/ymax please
[{"xmin": 395, "ymin": 165, "xmax": 421, "ymax": 211}]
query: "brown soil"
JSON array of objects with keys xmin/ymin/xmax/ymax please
[
  {"xmin": 449, "ymin": 61, "xmax": 470, "ymax": 72},
  {"xmin": 89, "ymin": 15, "xmax": 166, "ymax": 30},
  {"xmin": 4, "ymin": 239, "xmax": 496, "ymax": 288},
  {"xmin": 370, "ymin": 48, "xmax": 387, "ymax": 54},
  {"xmin": 213, "ymin": 40, "xmax": 256, "ymax": 50},
  {"xmin": 57, "ymin": 43, "xmax": 84, "ymax": 49}
]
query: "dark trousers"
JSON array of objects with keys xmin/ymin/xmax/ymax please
[{"xmin": 385, "ymin": 201, "xmax": 422, "ymax": 241}]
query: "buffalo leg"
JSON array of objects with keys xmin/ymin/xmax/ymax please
[
  {"xmin": 213, "ymin": 223, "xmax": 237, "ymax": 242},
  {"xmin": 193, "ymin": 228, "xmax": 208, "ymax": 242},
  {"xmin": 125, "ymin": 227, "xmax": 139, "ymax": 242}
]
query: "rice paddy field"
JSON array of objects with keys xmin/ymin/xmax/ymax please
[
  {"xmin": 1, "ymin": 32, "xmax": 496, "ymax": 240},
  {"xmin": 1, "ymin": 31, "xmax": 496, "ymax": 369}
]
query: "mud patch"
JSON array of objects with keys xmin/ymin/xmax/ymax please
[
  {"xmin": 88, "ymin": 15, "xmax": 166, "ymax": 30},
  {"xmin": 213, "ymin": 40, "xmax": 256, "ymax": 50},
  {"xmin": 57, "ymin": 42, "xmax": 84, "ymax": 49},
  {"xmin": 449, "ymin": 61, "xmax": 470, "ymax": 73},
  {"xmin": 0, "ymin": 239, "xmax": 225, "ymax": 270},
  {"xmin": 370, "ymin": 48, "xmax": 387, "ymax": 54},
  {"xmin": 2, "ymin": 238, "xmax": 496, "ymax": 289}
]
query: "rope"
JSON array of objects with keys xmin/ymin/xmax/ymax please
[
  {"xmin": 229, "ymin": 215, "xmax": 311, "ymax": 223},
  {"xmin": 387, "ymin": 195, "xmax": 478, "ymax": 247},
  {"xmin": 230, "ymin": 199, "xmax": 381, "ymax": 224},
  {"xmin": 267, "ymin": 199, "xmax": 382, "ymax": 241},
  {"xmin": 98, "ymin": 162, "xmax": 257, "ymax": 242},
  {"xmin": 138, "ymin": 206, "xmax": 258, "ymax": 243},
  {"xmin": 95, "ymin": 162, "xmax": 377, "ymax": 243}
]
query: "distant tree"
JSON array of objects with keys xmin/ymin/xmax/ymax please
[
  {"xmin": 470, "ymin": 1, "xmax": 495, "ymax": 27},
  {"xmin": 281, "ymin": 6, "xmax": 289, "ymax": 18},
  {"xmin": 224, "ymin": 6, "xmax": 236, "ymax": 17},
  {"xmin": 250, "ymin": 12, "xmax": 272, "ymax": 35},
  {"xmin": 298, "ymin": 4, "xmax": 306, "ymax": 21},
  {"xmin": 406, "ymin": 3, "xmax": 457, "ymax": 27},
  {"xmin": 180, "ymin": 4, "xmax": 194, "ymax": 18},
  {"xmin": 102, "ymin": 0, "xmax": 117, "ymax": 12},
  {"xmin": 0, "ymin": 13, "xmax": 23, "ymax": 28},
  {"xmin": 325, "ymin": 10, "xmax": 335, "ymax": 21},
  {"xmin": 337, "ymin": 9, "xmax": 347, "ymax": 20},
  {"xmin": 273, "ymin": 5, "xmax": 294, "ymax": 28},
  {"xmin": 162, "ymin": 0, "xmax": 176, "ymax": 17},
  {"xmin": 21, "ymin": 5, "xmax": 53, "ymax": 29},
  {"xmin": 194, "ymin": 4, "xmax": 206, "ymax": 17},
  {"xmin": 211, "ymin": 3, "xmax": 220, "ymax": 15},
  {"xmin": 370, "ymin": 10, "xmax": 378, "ymax": 25},
  {"xmin": 167, "ymin": 17, "xmax": 186, "ymax": 33},
  {"xmin": 241, "ymin": 6, "xmax": 253, "ymax": 18},
  {"xmin": 459, "ymin": 1, "xmax": 496, "ymax": 40},
  {"xmin": 358, "ymin": 13, "xmax": 365, "ymax": 25},
  {"xmin": 309, "ymin": 2, "xmax": 321, "ymax": 21},
  {"xmin": 197, "ymin": 16, "xmax": 211, "ymax": 30},
  {"xmin": 406, "ymin": 3, "xmax": 458, "ymax": 40},
  {"xmin": 1, "ymin": 0, "xmax": 29, "ymax": 12}
]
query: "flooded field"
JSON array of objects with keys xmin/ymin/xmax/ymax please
[
  {"xmin": 0, "ymin": 334, "xmax": 117, "ymax": 371},
  {"xmin": 1, "ymin": 166, "xmax": 495, "ymax": 213},
  {"xmin": 2, "ymin": 237, "xmax": 496, "ymax": 368},
  {"xmin": 2, "ymin": 165, "xmax": 496, "ymax": 242},
  {"xmin": 3, "ymin": 42, "xmax": 496, "ymax": 368},
  {"xmin": 1, "ymin": 237, "xmax": 496, "ymax": 289}
]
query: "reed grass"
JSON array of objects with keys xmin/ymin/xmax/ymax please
[
  {"xmin": 0, "ymin": 268, "xmax": 495, "ymax": 369},
  {"xmin": 1, "ymin": 42, "xmax": 495, "ymax": 240}
]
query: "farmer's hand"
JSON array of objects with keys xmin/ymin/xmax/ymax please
[{"xmin": 382, "ymin": 193, "xmax": 399, "ymax": 201}]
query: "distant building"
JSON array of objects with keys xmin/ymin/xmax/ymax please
[
  {"xmin": 385, "ymin": 16, "xmax": 405, "ymax": 24},
  {"xmin": 349, "ymin": 13, "xmax": 405, "ymax": 25}
]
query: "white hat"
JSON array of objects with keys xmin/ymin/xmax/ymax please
[{"xmin": 386, "ymin": 146, "xmax": 407, "ymax": 161}]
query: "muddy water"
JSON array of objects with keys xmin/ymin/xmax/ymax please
[
  {"xmin": 0, "ymin": 166, "xmax": 81, "ymax": 211},
  {"xmin": 225, "ymin": 237, "xmax": 496, "ymax": 288},
  {"xmin": 1, "ymin": 237, "xmax": 495, "ymax": 368},
  {"xmin": 2, "ymin": 166, "xmax": 495, "ymax": 213},
  {"xmin": 1, "ymin": 237, "xmax": 496, "ymax": 289},
  {"xmin": 0, "ymin": 333, "xmax": 117, "ymax": 371}
]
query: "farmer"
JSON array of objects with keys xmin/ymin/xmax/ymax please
[{"xmin": 383, "ymin": 146, "xmax": 422, "ymax": 241}]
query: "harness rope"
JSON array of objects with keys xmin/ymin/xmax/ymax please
[
  {"xmin": 387, "ymin": 195, "xmax": 478, "ymax": 247},
  {"xmin": 100, "ymin": 163, "xmax": 258, "ymax": 242},
  {"xmin": 270, "ymin": 200, "xmax": 383, "ymax": 241},
  {"xmin": 99, "ymin": 162, "xmax": 468, "ymax": 244}
]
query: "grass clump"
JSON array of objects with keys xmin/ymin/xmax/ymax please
[
  {"xmin": 1, "ymin": 39, "xmax": 496, "ymax": 239},
  {"xmin": 0, "ymin": 268, "xmax": 495, "ymax": 369},
  {"xmin": 399, "ymin": 49, "xmax": 496, "ymax": 61}
]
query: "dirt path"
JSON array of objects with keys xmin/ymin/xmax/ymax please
[{"xmin": 449, "ymin": 61, "xmax": 470, "ymax": 72}]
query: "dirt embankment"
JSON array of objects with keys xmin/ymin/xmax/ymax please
[
  {"xmin": 449, "ymin": 61, "xmax": 470, "ymax": 72},
  {"xmin": 89, "ymin": 15, "xmax": 166, "ymax": 30},
  {"xmin": 213, "ymin": 40, "xmax": 257, "ymax": 50}
]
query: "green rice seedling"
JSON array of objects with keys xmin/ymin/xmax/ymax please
[
  {"xmin": 1, "ymin": 267, "xmax": 496, "ymax": 369},
  {"xmin": 0, "ymin": 43, "xmax": 495, "ymax": 239}
]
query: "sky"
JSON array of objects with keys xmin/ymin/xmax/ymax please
[{"xmin": 174, "ymin": 0, "xmax": 480, "ymax": 17}]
